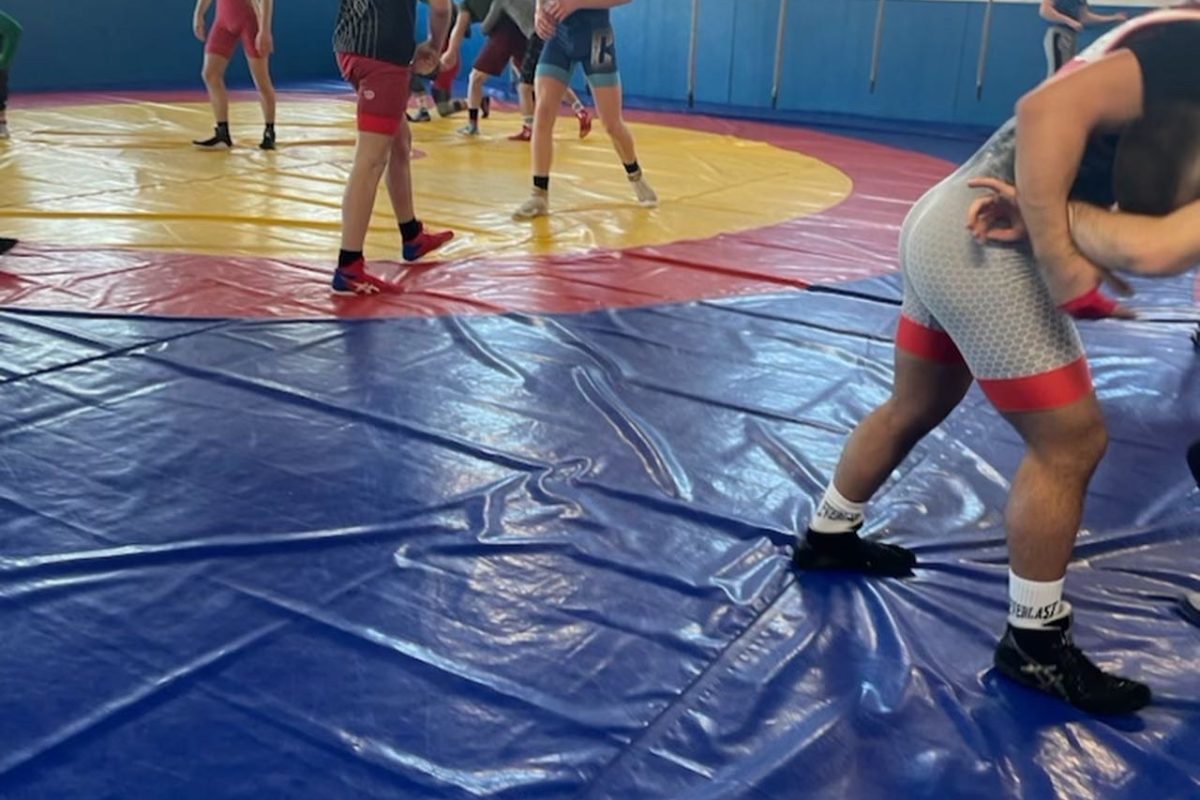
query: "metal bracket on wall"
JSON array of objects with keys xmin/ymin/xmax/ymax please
[
  {"xmin": 688, "ymin": 0, "xmax": 700, "ymax": 108},
  {"xmin": 869, "ymin": 0, "xmax": 887, "ymax": 93},
  {"xmin": 976, "ymin": 0, "xmax": 996, "ymax": 99},
  {"xmin": 771, "ymin": 0, "xmax": 790, "ymax": 109}
]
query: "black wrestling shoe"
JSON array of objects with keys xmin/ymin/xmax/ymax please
[
  {"xmin": 994, "ymin": 616, "xmax": 1151, "ymax": 715},
  {"xmin": 259, "ymin": 126, "xmax": 277, "ymax": 150},
  {"xmin": 193, "ymin": 127, "xmax": 233, "ymax": 150},
  {"xmin": 792, "ymin": 527, "xmax": 917, "ymax": 577},
  {"xmin": 481, "ymin": 95, "xmax": 492, "ymax": 119},
  {"xmin": 0, "ymin": 237, "xmax": 16, "ymax": 255}
]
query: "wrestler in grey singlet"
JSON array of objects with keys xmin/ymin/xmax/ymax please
[
  {"xmin": 898, "ymin": 12, "xmax": 1200, "ymax": 410},
  {"xmin": 898, "ymin": 121, "xmax": 1084, "ymax": 389}
]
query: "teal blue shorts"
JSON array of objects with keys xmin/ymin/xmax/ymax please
[{"xmin": 535, "ymin": 11, "xmax": 620, "ymax": 88}]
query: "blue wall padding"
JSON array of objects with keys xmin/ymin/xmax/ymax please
[{"xmin": 5, "ymin": 0, "xmax": 1142, "ymax": 127}]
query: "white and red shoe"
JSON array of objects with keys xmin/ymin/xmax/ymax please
[{"xmin": 331, "ymin": 258, "xmax": 402, "ymax": 296}]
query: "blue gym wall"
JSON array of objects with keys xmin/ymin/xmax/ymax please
[
  {"xmin": 610, "ymin": 0, "xmax": 1149, "ymax": 127},
  {"xmin": 1, "ymin": 0, "xmax": 343, "ymax": 91},
  {"xmin": 4, "ymin": 0, "xmax": 1155, "ymax": 127}
]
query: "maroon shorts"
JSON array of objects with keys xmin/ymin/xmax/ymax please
[
  {"xmin": 206, "ymin": 0, "xmax": 261, "ymax": 59},
  {"xmin": 337, "ymin": 53, "xmax": 412, "ymax": 136},
  {"xmin": 432, "ymin": 59, "xmax": 460, "ymax": 92},
  {"xmin": 473, "ymin": 15, "xmax": 526, "ymax": 77}
]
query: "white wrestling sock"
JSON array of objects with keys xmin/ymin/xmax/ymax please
[
  {"xmin": 1008, "ymin": 571, "xmax": 1069, "ymax": 629},
  {"xmin": 809, "ymin": 483, "xmax": 865, "ymax": 534}
]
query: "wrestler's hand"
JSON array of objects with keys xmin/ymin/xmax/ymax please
[
  {"xmin": 967, "ymin": 177, "xmax": 1027, "ymax": 244},
  {"xmin": 194, "ymin": 15, "xmax": 207, "ymax": 42},
  {"xmin": 544, "ymin": 0, "xmax": 579, "ymax": 21},
  {"xmin": 1056, "ymin": 203, "xmax": 1136, "ymax": 318},
  {"xmin": 413, "ymin": 41, "xmax": 440, "ymax": 76},
  {"xmin": 967, "ymin": 179, "xmax": 1135, "ymax": 319},
  {"xmin": 439, "ymin": 49, "xmax": 458, "ymax": 72},
  {"xmin": 1048, "ymin": 257, "xmax": 1137, "ymax": 319},
  {"xmin": 536, "ymin": 7, "xmax": 558, "ymax": 39},
  {"xmin": 256, "ymin": 29, "xmax": 274, "ymax": 56}
]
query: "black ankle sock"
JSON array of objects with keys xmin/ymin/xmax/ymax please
[
  {"xmin": 468, "ymin": 108, "xmax": 480, "ymax": 125},
  {"xmin": 533, "ymin": 175, "xmax": 550, "ymax": 192},
  {"xmin": 338, "ymin": 249, "xmax": 363, "ymax": 269},
  {"xmin": 399, "ymin": 219, "xmax": 423, "ymax": 242},
  {"xmin": 623, "ymin": 161, "xmax": 641, "ymax": 176},
  {"xmin": 264, "ymin": 123, "xmax": 275, "ymax": 134},
  {"xmin": 216, "ymin": 121, "xmax": 230, "ymax": 137}
]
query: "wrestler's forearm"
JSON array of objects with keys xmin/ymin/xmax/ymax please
[
  {"xmin": 1070, "ymin": 201, "xmax": 1200, "ymax": 276},
  {"xmin": 1016, "ymin": 53, "xmax": 1143, "ymax": 279},
  {"xmin": 1015, "ymin": 94, "xmax": 1093, "ymax": 275},
  {"xmin": 428, "ymin": 0, "xmax": 453, "ymax": 49},
  {"xmin": 194, "ymin": 0, "xmax": 213, "ymax": 18},
  {"xmin": 445, "ymin": 8, "xmax": 470, "ymax": 54},
  {"xmin": 1081, "ymin": 10, "xmax": 1122, "ymax": 25}
]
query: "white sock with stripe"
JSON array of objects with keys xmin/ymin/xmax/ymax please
[{"xmin": 809, "ymin": 483, "xmax": 865, "ymax": 534}]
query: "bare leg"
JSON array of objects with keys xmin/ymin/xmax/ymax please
[
  {"xmin": 588, "ymin": 81, "xmax": 655, "ymax": 204},
  {"xmin": 831, "ymin": 350, "xmax": 975, "ymax": 502},
  {"xmin": 990, "ymin": 391, "xmax": 1149, "ymax": 715},
  {"xmin": 245, "ymin": 55, "xmax": 276, "ymax": 124},
  {"xmin": 459, "ymin": 69, "xmax": 488, "ymax": 134},
  {"xmin": 382, "ymin": 119, "xmax": 452, "ymax": 260},
  {"xmin": 1001, "ymin": 395, "xmax": 1108, "ymax": 582},
  {"xmin": 532, "ymin": 75, "xmax": 568, "ymax": 178},
  {"xmin": 384, "ymin": 121, "xmax": 414, "ymax": 224},
  {"xmin": 794, "ymin": 348, "xmax": 972, "ymax": 576},
  {"xmin": 587, "ymin": 82, "xmax": 636, "ymax": 165},
  {"xmin": 340, "ymin": 131, "xmax": 393, "ymax": 251},
  {"xmin": 518, "ymin": 83, "xmax": 535, "ymax": 119},
  {"xmin": 512, "ymin": 74, "xmax": 569, "ymax": 218},
  {"xmin": 201, "ymin": 53, "xmax": 231, "ymax": 123}
]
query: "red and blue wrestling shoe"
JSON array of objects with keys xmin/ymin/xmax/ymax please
[
  {"xmin": 331, "ymin": 258, "xmax": 401, "ymax": 296},
  {"xmin": 402, "ymin": 226, "xmax": 454, "ymax": 262}
]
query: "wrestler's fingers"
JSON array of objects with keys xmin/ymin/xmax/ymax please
[
  {"xmin": 966, "ymin": 196, "xmax": 996, "ymax": 232},
  {"xmin": 967, "ymin": 176, "xmax": 1017, "ymax": 199}
]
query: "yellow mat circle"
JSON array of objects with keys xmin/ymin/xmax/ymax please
[{"xmin": 0, "ymin": 99, "xmax": 853, "ymax": 261}]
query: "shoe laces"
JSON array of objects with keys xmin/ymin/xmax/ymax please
[{"xmin": 1034, "ymin": 624, "xmax": 1112, "ymax": 688}]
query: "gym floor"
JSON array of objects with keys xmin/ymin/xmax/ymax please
[{"xmin": 0, "ymin": 88, "xmax": 1197, "ymax": 799}]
